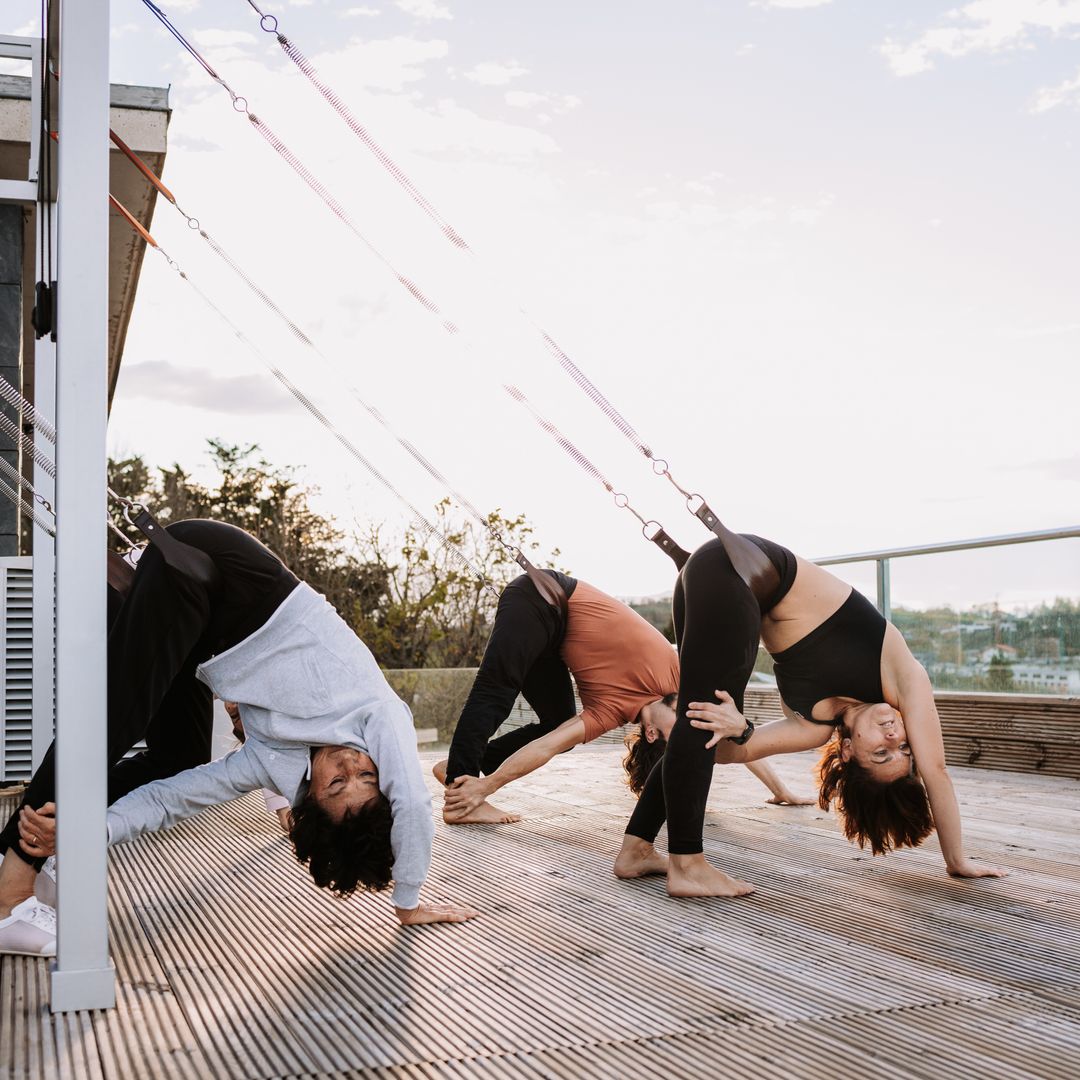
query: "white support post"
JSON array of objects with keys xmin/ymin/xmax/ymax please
[
  {"xmin": 31, "ymin": 223, "xmax": 55, "ymax": 773},
  {"xmin": 51, "ymin": 0, "xmax": 114, "ymax": 1012}
]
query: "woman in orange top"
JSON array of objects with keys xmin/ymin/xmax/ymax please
[{"xmin": 439, "ymin": 572, "xmax": 808, "ymax": 823}]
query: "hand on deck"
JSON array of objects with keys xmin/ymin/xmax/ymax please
[
  {"xmin": 395, "ymin": 901, "xmax": 480, "ymax": 926},
  {"xmin": 946, "ymin": 858, "xmax": 1009, "ymax": 879},
  {"xmin": 687, "ymin": 691, "xmax": 748, "ymax": 748},
  {"xmin": 18, "ymin": 803, "xmax": 56, "ymax": 858},
  {"xmin": 766, "ymin": 791, "xmax": 815, "ymax": 806}
]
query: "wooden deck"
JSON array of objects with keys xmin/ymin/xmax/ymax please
[{"xmin": 2, "ymin": 746, "xmax": 1080, "ymax": 1079}]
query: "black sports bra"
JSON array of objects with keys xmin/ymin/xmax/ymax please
[{"xmin": 770, "ymin": 589, "xmax": 887, "ymax": 724}]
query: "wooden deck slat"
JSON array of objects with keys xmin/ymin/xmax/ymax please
[{"xmin": 2, "ymin": 749, "xmax": 1079, "ymax": 1078}]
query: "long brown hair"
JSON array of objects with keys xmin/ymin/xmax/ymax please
[
  {"xmin": 622, "ymin": 693, "xmax": 677, "ymax": 795},
  {"xmin": 817, "ymin": 733, "xmax": 934, "ymax": 855}
]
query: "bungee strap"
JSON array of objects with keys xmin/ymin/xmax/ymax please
[
  {"xmin": 106, "ymin": 189, "xmax": 500, "ymax": 597},
  {"xmin": 106, "ymin": 136, "xmax": 565, "ymax": 611},
  {"xmin": 106, "ymin": 550, "xmax": 136, "ymax": 596},
  {"xmin": 107, "ymin": 489, "xmax": 221, "ymax": 593},
  {"xmin": 505, "ymin": 387, "xmax": 691, "ymax": 573}
]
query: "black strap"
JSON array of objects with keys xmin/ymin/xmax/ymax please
[
  {"xmin": 516, "ymin": 553, "xmax": 568, "ymax": 623},
  {"xmin": 692, "ymin": 499, "xmax": 780, "ymax": 607},
  {"xmin": 106, "ymin": 550, "xmax": 136, "ymax": 596},
  {"xmin": 132, "ymin": 509, "xmax": 221, "ymax": 592},
  {"xmin": 645, "ymin": 525, "xmax": 691, "ymax": 571}
]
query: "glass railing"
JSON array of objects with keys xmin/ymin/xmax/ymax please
[{"xmin": 803, "ymin": 528, "xmax": 1080, "ymax": 696}]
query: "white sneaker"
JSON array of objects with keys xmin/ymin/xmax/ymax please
[
  {"xmin": 0, "ymin": 898, "xmax": 57, "ymax": 956},
  {"xmin": 34, "ymin": 856, "xmax": 57, "ymax": 908}
]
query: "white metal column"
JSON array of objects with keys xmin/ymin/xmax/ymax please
[
  {"xmin": 51, "ymin": 0, "xmax": 114, "ymax": 1011},
  {"xmin": 32, "ymin": 222, "xmax": 56, "ymax": 773}
]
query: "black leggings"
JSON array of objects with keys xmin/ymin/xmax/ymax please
[
  {"xmin": 445, "ymin": 577, "xmax": 575, "ymax": 784},
  {"xmin": 625, "ymin": 538, "xmax": 761, "ymax": 854},
  {"xmin": 0, "ymin": 546, "xmax": 217, "ymax": 867}
]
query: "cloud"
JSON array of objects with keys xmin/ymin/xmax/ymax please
[
  {"xmin": 343, "ymin": 5, "xmax": 381, "ymax": 15},
  {"xmin": 1033, "ymin": 66, "xmax": 1080, "ymax": 111},
  {"xmin": 120, "ymin": 363, "xmax": 295, "ymax": 415},
  {"xmin": 881, "ymin": 0, "xmax": 1080, "ymax": 77},
  {"xmin": 504, "ymin": 90, "xmax": 581, "ymax": 115},
  {"xmin": 395, "ymin": 0, "xmax": 452, "ymax": 20},
  {"xmin": 191, "ymin": 29, "xmax": 257, "ymax": 48},
  {"xmin": 311, "ymin": 36, "xmax": 450, "ymax": 93},
  {"xmin": 1006, "ymin": 455, "xmax": 1080, "ymax": 483},
  {"xmin": 754, "ymin": 0, "xmax": 833, "ymax": 7},
  {"xmin": 465, "ymin": 61, "xmax": 528, "ymax": 86},
  {"xmin": 1004, "ymin": 321, "xmax": 1080, "ymax": 338}
]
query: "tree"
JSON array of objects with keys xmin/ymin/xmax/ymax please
[
  {"xmin": 107, "ymin": 442, "xmax": 565, "ymax": 669},
  {"xmin": 350, "ymin": 499, "xmax": 566, "ymax": 668},
  {"xmin": 108, "ymin": 441, "xmax": 385, "ymax": 630},
  {"xmin": 986, "ymin": 652, "xmax": 1015, "ymax": 692}
]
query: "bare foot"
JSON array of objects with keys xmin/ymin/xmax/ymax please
[
  {"xmin": 443, "ymin": 800, "xmax": 522, "ymax": 825},
  {"xmin": 432, "ymin": 760, "xmax": 448, "ymax": 784},
  {"xmin": 614, "ymin": 837, "xmax": 669, "ymax": 879},
  {"xmin": 667, "ymin": 854, "xmax": 756, "ymax": 898}
]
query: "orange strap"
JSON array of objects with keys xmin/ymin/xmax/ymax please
[
  {"xmin": 109, "ymin": 194, "xmax": 157, "ymax": 248},
  {"xmin": 109, "ymin": 129, "xmax": 177, "ymax": 205}
]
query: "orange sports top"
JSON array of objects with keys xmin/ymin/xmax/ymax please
[{"xmin": 559, "ymin": 580, "xmax": 679, "ymax": 743}]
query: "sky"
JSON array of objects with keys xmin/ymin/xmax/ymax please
[{"xmin": 5, "ymin": 0, "xmax": 1079, "ymax": 607}]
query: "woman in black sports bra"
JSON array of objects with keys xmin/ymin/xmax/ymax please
[{"xmin": 616, "ymin": 532, "xmax": 1005, "ymax": 897}]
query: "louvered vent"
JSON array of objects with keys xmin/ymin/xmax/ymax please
[{"xmin": 1, "ymin": 560, "xmax": 34, "ymax": 783}]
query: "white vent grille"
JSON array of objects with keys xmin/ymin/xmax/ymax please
[{"xmin": 1, "ymin": 560, "xmax": 34, "ymax": 782}]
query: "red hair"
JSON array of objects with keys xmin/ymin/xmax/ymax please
[{"xmin": 817, "ymin": 735, "xmax": 934, "ymax": 855}]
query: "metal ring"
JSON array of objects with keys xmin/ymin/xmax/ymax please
[
  {"xmin": 187, "ymin": 217, "xmax": 200, "ymax": 230},
  {"xmin": 232, "ymin": 95, "xmax": 249, "ymax": 113},
  {"xmin": 651, "ymin": 457, "xmax": 669, "ymax": 476},
  {"xmin": 641, "ymin": 520, "xmax": 662, "ymax": 541},
  {"xmin": 686, "ymin": 493, "xmax": 705, "ymax": 514},
  {"xmin": 613, "ymin": 492, "xmax": 629, "ymax": 508},
  {"xmin": 260, "ymin": 15, "xmax": 279, "ymax": 33}
]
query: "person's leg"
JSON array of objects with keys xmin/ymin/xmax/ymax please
[
  {"xmin": 616, "ymin": 576, "xmax": 684, "ymax": 878},
  {"xmin": 444, "ymin": 582, "xmax": 561, "ymax": 784},
  {"xmin": 615, "ymin": 758, "xmax": 672, "ymax": 878},
  {"xmin": 0, "ymin": 546, "xmax": 213, "ymax": 890},
  {"xmin": 479, "ymin": 649, "xmax": 576, "ymax": 774},
  {"xmin": 105, "ymin": 654, "xmax": 214, "ymax": 804},
  {"xmin": 664, "ymin": 540, "xmax": 760, "ymax": 897}
]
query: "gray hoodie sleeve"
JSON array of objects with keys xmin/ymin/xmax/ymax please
[
  {"xmin": 363, "ymin": 699, "xmax": 434, "ymax": 910},
  {"xmin": 106, "ymin": 744, "xmax": 266, "ymax": 846}
]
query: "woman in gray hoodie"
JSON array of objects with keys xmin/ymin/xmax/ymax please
[{"xmin": 0, "ymin": 521, "xmax": 475, "ymax": 953}]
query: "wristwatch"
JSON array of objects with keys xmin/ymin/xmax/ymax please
[{"xmin": 727, "ymin": 717, "xmax": 755, "ymax": 745}]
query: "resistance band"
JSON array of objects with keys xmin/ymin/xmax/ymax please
[{"xmin": 108, "ymin": 136, "xmax": 566, "ymax": 614}]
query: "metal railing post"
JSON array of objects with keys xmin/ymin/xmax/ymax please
[
  {"xmin": 876, "ymin": 558, "xmax": 891, "ymax": 621},
  {"xmin": 50, "ymin": 0, "xmax": 114, "ymax": 1012}
]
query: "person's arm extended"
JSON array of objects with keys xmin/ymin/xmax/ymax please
[
  {"xmin": 106, "ymin": 746, "xmax": 264, "ymax": 846},
  {"xmin": 445, "ymin": 716, "xmax": 587, "ymax": 815},
  {"xmin": 362, "ymin": 699, "xmax": 437, "ymax": 913},
  {"xmin": 688, "ymin": 691, "xmax": 831, "ymax": 764},
  {"xmin": 742, "ymin": 759, "xmax": 814, "ymax": 805},
  {"xmin": 885, "ymin": 626, "xmax": 1006, "ymax": 878}
]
